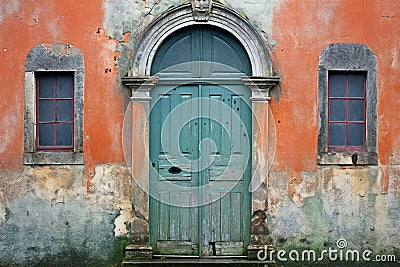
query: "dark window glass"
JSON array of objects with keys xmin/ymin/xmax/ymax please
[
  {"xmin": 39, "ymin": 124, "xmax": 54, "ymax": 146},
  {"xmin": 329, "ymin": 73, "xmax": 346, "ymax": 97},
  {"xmin": 348, "ymin": 100, "xmax": 364, "ymax": 121},
  {"xmin": 56, "ymin": 74, "xmax": 73, "ymax": 98},
  {"xmin": 38, "ymin": 74, "xmax": 54, "ymax": 98},
  {"xmin": 348, "ymin": 73, "xmax": 365, "ymax": 97},
  {"xmin": 348, "ymin": 124, "xmax": 364, "ymax": 146},
  {"xmin": 329, "ymin": 100, "xmax": 346, "ymax": 121},
  {"xmin": 38, "ymin": 100, "xmax": 54, "ymax": 122},
  {"xmin": 36, "ymin": 72, "xmax": 74, "ymax": 150},
  {"xmin": 329, "ymin": 124, "xmax": 346, "ymax": 146},
  {"xmin": 328, "ymin": 72, "xmax": 366, "ymax": 150},
  {"xmin": 56, "ymin": 124, "xmax": 73, "ymax": 146},
  {"xmin": 56, "ymin": 100, "xmax": 73, "ymax": 122}
]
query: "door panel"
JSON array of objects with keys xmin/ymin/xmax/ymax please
[
  {"xmin": 200, "ymin": 85, "xmax": 251, "ymax": 256},
  {"xmin": 150, "ymin": 85, "xmax": 200, "ymax": 255}
]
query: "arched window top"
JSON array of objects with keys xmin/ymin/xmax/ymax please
[
  {"xmin": 129, "ymin": 2, "xmax": 274, "ymax": 77},
  {"xmin": 25, "ymin": 44, "xmax": 84, "ymax": 72},
  {"xmin": 318, "ymin": 43, "xmax": 377, "ymax": 72},
  {"xmin": 150, "ymin": 25, "xmax": 252, "ymax": 77}
]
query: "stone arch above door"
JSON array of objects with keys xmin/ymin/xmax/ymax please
[{"xmin": 128, "ymin": 2, "xmax": 274, "ymax": 77}]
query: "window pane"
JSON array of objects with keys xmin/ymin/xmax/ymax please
[
  {"xmin": 329, "ymin": 73, "xmax": 346, "ymax": 97},
  {"xmin": 56, "ymin": 73, "xmax": 73, "ymax": 98},
  {"xmin": 348, "ymin": 100, "xmax": 365, "ymax": 121},
  {"xmin": 39, "ymin": 124, "xmax": 54, "ymax": 146},
  {"xmin": 348, "ymin": 73, "xmax": 365, "ymax": 97},
  {"xmin": 348, "ymin": 124, "xmax": 364, "ymax": 146},
  {"xmin": 38, "ymin": 74, "xmax": 55, "ymax": 98},
  {"xmin": 56, "ymin": 124, "xmax": 73, "ymax": 146},
  {"xmin": 329, "ymin": 123, "xmax": 346, "ymax": 146},
  {"xmin": 329, "ymin": 100, "xmax": 346, "ymax": 121},
  {"xmin": 56, "ymin": 100, "xmax": 73, "ymax": 122},
  {"xmin": 39, "ymin": 100, "xmax": 54, "ymax": 122}
]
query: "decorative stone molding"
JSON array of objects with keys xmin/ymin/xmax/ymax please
[
  {"xmin": 242, "ymin": 76, "xmax": 280, "ymax": 102},
  {"xmin": 122, "ymin": 76, "xmax": 159, "ymax": 102},
  {"xmin": 129, "ymin": 2, "xmax": 274, "ymax": 77},
  {"xmin": 191, "ymin": 0, "xmax": 213, "ymax": 21}
]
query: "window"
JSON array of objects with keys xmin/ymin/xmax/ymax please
[
  {"xmin": 328, "ymin": 72, "xmax": 366, "ymax": 151},
  {"xmin": 36, "ymin": 72, "xmax": 74, "ymax": 150},
  {"xmin": 24, "ymin": 44, "xmax": 84, "ymax": 165},
  {"xmin": 318, "ymin": 44, "xmax": 377, "ymax": 165}
]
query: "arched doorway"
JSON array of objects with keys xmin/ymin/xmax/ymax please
[
  {"xmin": 122, "ymin": 1, "xmax": 279, "ymax": 260},
  {"xmin": 149, "ymin": 25, "xmax": 252, "ymax": 256}
]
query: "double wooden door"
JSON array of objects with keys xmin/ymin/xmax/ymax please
[{"xmin": 149, "ymin": 83, "xmax": 251, "ymax": 256}]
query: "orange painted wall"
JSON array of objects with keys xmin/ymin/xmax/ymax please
[
  {"xmin": 0, "ymin": 1, "xmax": 126, "ymax": 175},
  {"xmin": 0, "ymin": 0, "xmax": 399, "ymax": 174},
  {"xmin": 270, "ymin": 0, "xmax": 400, "ymax": 171}
]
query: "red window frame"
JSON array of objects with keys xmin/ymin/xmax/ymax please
[
  {"xmin": 328, "ymin": 71, "xmax": 366, "ymax": 152},
  {"xmin": 36, "ymin": 72, "xmax": 74, "ymax": 151}
]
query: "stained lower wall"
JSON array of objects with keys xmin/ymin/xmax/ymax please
[
  {"xmin": 267, "ymin": 166, "xmax": 400, "ymax": 258},
  {"xmin": 0, "ymin": 164, "xmax": 132, "ymax": 266}
]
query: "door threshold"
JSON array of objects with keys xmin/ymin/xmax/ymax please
[
  {"xmin": 153, "ymin": 255, "xmax": 247, "ymax": 259},
  {"xmin": 153, "ymin": 255, "xmax": 200, "ymax": 258},
  {"xmin": 201, "ymin": 256, "xmax": 248, "ymax": 259}
]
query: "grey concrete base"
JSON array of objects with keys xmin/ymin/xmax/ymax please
[
  {"xmin": 125, "ymin": 245, "xmax": 153, "ymax": 260},
  {"xmin": 122, "ymin": 259, "xmax": 275, "ymax": 267}
]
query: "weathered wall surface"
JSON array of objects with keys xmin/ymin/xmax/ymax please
[
  {"xmin": 0, "ymin": 0, "xmax": 399, "ymax": 265},
  {"xmin": 0, "ymin": 164, "xmax": 132, "ymax": 266},
  {"xmin": 0, "ymin": 1, "xmax": 132, "ymax": 265},
  {"xmin": 268, "ymin": 0, "xmax": 400, "ymax": 257}
]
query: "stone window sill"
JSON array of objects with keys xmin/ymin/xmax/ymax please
[
  {"xmin": 318, "ymin": 151, "xmax": 378, "ymax": 166},
  {"xmin": 24, "ymin": 152, "xmax": 84, "ymax": 165}
]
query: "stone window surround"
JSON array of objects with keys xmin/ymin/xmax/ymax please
[
  {"xmin": 24, "ymin": 44, "xmax": 84, "ymax": 165},
  {"xmin": 318, "ymin": 43, "xmax": 378, "ymax": 165}
]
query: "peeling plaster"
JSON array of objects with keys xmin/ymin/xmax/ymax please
[
  {"xmin": 220, "ymin": 0, "xmax": 279, "ymax": 38},
  {"xmin": 90, "ymin": 164, "xmax": 133, "ymax": 236},
  {"xmin": 268, "ymin": 167, "xmax": 400, "ymax": 252},
  {"xmin": 391, "ymin": 47, "xmax": 398, "ymax": 68},
  {"xmin": 0, "ymin": 0, "xmax": 21, "ymax": 23},
  {"xmin": 316, "ymin": 1, "xmax": 339, "ymax": 25},
  {"xmin": 103, "ymin": 0, "xmax": 280, "ymax": 77}
]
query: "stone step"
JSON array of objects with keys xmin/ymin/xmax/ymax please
[{"xmin": 122, "ymin": 259, "xmax": 275, "ymax": 267}]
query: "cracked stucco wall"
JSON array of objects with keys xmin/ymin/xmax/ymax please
[
  {"xmin": 0, "ymin": 164, "xmax": 132, "ymax": 266},
  {"xmin": 268, "ymin": 167, "xmax": 400, "ymax": 255},
  {"xmin": 102, "ymin": 0, "xmax": 280, "ymax": 77}
]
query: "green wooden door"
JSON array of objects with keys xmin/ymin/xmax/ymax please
[{"xmin": 149, "ymin": 26, "xmax": 252, "ymax": 256}]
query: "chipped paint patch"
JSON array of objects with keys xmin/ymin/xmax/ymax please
[
  {"xmin": 30, "ymin": 166, "xmax": 86, "ymax": 204},
  {"xmin": 316, "ymin": 1, "xmax": 339, "ymax": 25},
  {"xmin": 90, "ymin": 164, "xmax": 133, "ymax": 236},
  {"xmin": 391, "ymin": 47, "xmax": 398, "ymax": 68},
  {"xmin": 0, "ymin": 0, "xmax": 21, "ymax": 23},
  {"xmin": 269, "ymin": 167, "xmax": 400, "ymax": 253}
]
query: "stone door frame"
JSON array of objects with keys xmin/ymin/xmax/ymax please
[{"xmin": 122, "ymin": 2, "xmax": 279, "ymax": 259}]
